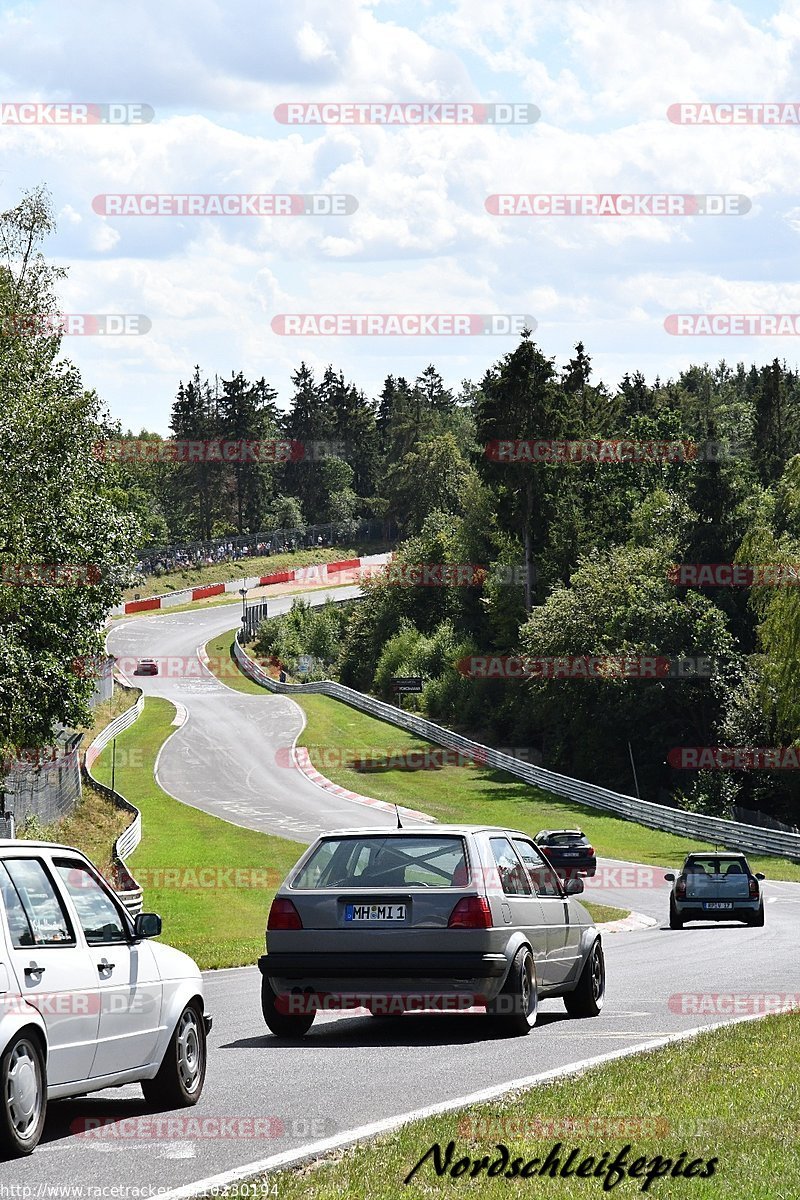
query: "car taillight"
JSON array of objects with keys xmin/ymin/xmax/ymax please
[
  {"xmin": 268, "ymin": 898, "xmax": 303, "ymax": 930},
  {"xmin": 676, "ymin": 878, "xmax": 686, "ymax": 898},
  {"xmin": 448, "ymin": 897, "xmax": 492, "ymax": 929},
  {"xmin": 586, "ymin": 845, "xmax": 594, "ymax": 856},
  {"xmin": 749, "ymin": 877, "xmax": 759, "ymax": 898}
]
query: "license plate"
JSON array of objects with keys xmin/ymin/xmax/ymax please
[
  {"xmin": 345, "ymin": 903, "xmax": 406, "ymax": 922},
  {"xmin": 561, "ymin": 851, "xmax": 580, "ymax": 857},
  {"xmin": 702, "ymin": 901, "xmax": 733, "ymax": 910}
]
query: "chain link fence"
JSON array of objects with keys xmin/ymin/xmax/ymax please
[
  {"xmin": 2, "ymin": 735, "xmax": 83, "ymax": 828},
  {"xmin": 136, "ymin": 518, "xmax": 396, "ymax": 569},
  {"xmin": 1, "ymin": 656, "xmax": 115, "ymax": 832}
]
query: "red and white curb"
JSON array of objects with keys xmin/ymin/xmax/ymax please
[
  {"xmin": 292, "ymin": 746, "xmax": 436, "ymax": 824},
  {"xmin": 110, "ymin": 553, "xmax": 392, "ymax": 616}
]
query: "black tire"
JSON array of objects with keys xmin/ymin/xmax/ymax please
[
  {"xmin": 564, "ymin": 938, "xmax": 605, "ymax": 1018},
  {"xmin": 0, "ymin": 1033, "xmax": 47, "ymax": 1158},
  {"xmin": 142, "ymin": 1002, "xmax": 206, "ymax": 1108},
  {"xmin": 669, "ymin": 897, "xmax": 683, "ymax": 930},
  {"xmin": 488, "ymin": 947, "xmax": 538, "ymax": 1035},
  {"xmin": 260, "ymin": 977, "xmax": 315, "ymax": 1037},
  {"xmin": 747, "ymin": 902, "xmax": 765, "ymax": 927}
]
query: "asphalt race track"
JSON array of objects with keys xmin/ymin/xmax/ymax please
[
  {"xmin": 107, "ymin": 588, "xmax": 414, "ymax": 839},
  {"xmin": 6, "ymin": 593, "xmax": 798, "ymax": 1193}
]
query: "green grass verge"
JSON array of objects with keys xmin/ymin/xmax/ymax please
[
  {"xmin": 204, "ymin": 627, "xmax": 800, "ymax": 882},
  {"xmin": 205, "ymin": 629, "xmax": 275, "ymax": 696},
  {"xmin": 583, "ymin": 903, "xmax": 629, "ymax": 924},
  {"xmin": 235, "ymin": 1011, "xmax": 800, "ymax": 1199},
  {"xmin": 123, "ymin": 544, "xmax": 388, "ymax": 602},
  {"xmin": 91, "ymin": 696, "xmax": 303, "ymax": 968}
]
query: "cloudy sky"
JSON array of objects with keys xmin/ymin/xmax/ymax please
[{"xmin": 2, "ymin": 0, "xmax": 800, "ymax": 432}]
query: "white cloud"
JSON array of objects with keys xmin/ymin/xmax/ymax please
[{"xmin": 1, "ymin": 0, "xmax": 798, "ymax": 428}]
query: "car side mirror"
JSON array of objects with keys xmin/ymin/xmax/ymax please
[
  {"xmin": 755, "ymin": 872, "xmax": 765, "ymax": 880},
  {"xmin": 134, "ymin": 912, "xmax": 162, "ymax": 940},
  {"xmin": 664, "ymin": 873, "xmax": 675, "ymax": 882},
  {"xmin": 563, "ymin": 877, "xmax": 584, "ymax": 895}
]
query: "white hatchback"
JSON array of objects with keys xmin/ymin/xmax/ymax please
[{"xmin": 0, "ymin": 840, "xmax": 211, "ymax": 1157}]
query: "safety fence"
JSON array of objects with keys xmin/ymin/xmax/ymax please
[
  {"xmin": 83, "ymin": 692, "xmax": 145, "ymax": 914},
  {"xmin": 137, "ymin": 518, "xmax": 395, "ymax": 563},
  {"xmin": 233, "ymin": 631, "xmax": 800, "ymax": 861},
  {"xmin": 2, "ymin": 734, "xmax": 83, "ymax": 829}
]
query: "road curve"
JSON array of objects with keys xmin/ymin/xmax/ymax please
[
  {"xmin": 106, "ymin": 589, "xmax": 418, "ymax": 839},
  {"xmin": 6, "ymin": 595, "xmax": 796, "ymax": 1193}
]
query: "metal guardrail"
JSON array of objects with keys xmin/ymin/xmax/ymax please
[
  {"xmin": 234, "ymin": 633, "xmax": 800, "ymax": 861},
  {"xmin": 83, "ymin": 690, "xmax": 145, "ymax": 914}
]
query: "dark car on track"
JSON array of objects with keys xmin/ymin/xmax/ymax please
[
  {"xmin": 535, "ymin": 829, "xmax": 597, "ymax": 878},
  {"xmin": 258, "ymin": 824, "xmax": 605, "ymax": 1039},
  {"xmin": 134, "ymin": 659, "xmax": 159, "ymax": 676},
  {"xmin": 665, "ymin": 852, "xmax": 765, "ymax": 928}
]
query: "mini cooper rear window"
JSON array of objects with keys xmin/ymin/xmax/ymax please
[
  {"xmin": 291, "ymin": 836, "xmax": 469, "ymax": 889},
  {"xmin": 685, "ymin": 857, "xmax": 748, "ymax": 876}
]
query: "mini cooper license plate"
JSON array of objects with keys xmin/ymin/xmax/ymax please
[
  {"xmin": 702, "ymin": 901, "xmax": 733, "ymax": 910},
  {"xmin": 345, "ymin": 903, "xmax": 406, "ymax": 922}
]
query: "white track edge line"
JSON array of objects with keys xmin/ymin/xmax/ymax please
[{"xmin": 156, "ymin": 1008, "xmax": 773, "ymax": 1200}]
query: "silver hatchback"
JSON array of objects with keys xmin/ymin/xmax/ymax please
[{"xmin": 258, "ymin": 824, "xmax": 605, "ymax": 1038}]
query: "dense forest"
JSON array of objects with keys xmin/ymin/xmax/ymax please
[
  {"xmin": 241, "ymin": 334, "xmax": 800, "ymax": 825},
  {"xmin": 103, "ymin": 361, "xmax": 475, "ymax": 547}
]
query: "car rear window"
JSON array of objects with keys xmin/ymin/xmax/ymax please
[
  {"xmin": 545, "ymin": 833, "xmax": 586, "ymax": 846},
  {"xmin": 291, "ymin": 836, "xmax": 469, "ymax": 889},
  {"xmin": 685, "ymin": 857, "xmax": 748, "ymax": 875}
]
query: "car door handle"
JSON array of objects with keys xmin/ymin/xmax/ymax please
[
  {"xmin": 24, "ymin": 963, "xmax": 45, "ymax": 978},
  {"xmin": 98, "ymin": 959, "xmax": 115, "ymax": 973}
]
